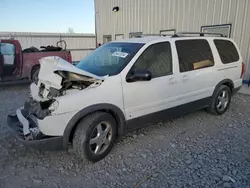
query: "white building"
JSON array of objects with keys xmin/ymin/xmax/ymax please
[{"xmin": 94, "ymin": 0, "xmax": 250, "ymax": 82}]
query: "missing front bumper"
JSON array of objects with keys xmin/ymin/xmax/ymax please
[{"xmin": 7, "ymin": 114, "xmax": 63, "ymax": 151}]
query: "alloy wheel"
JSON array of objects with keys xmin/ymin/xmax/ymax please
[
  {"xmin": 216, "ymin": 90, "xmax": 229, "ymax": 111},
  {"xmin": 89, "ymin": 122, "xmax": 112, "ymax": 155}
]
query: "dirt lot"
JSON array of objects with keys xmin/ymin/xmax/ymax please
[{"xmin": 0, "ymin": 85, "xmax": 250, "ymax": 188}]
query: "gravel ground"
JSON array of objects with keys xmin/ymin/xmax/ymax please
[{"xmin": 0, "ymin": 84, "xmax": 250, "ymax": 188}]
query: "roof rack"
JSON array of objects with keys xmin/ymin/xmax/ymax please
[
  {"xmin": 134, "ymin": 34, "xmax": 173, "ymax": 38},
  {"xmin": 172, "ymin": 32, "xmax": 227, "ymax": 38}
]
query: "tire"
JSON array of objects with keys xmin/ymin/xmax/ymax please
[
  {"xmin": 208, "ymin": 85, "xmax": 232, "ymax": 115},
  {"xmin": 73, "ymin": 112, "xmax": 117, "ymax": 162},
  {"xmin": 31, "ymin": 68, "xmax": 40, "ymax": 84}
]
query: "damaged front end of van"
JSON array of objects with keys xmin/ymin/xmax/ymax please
[{"xmin": 7, "ymin": 56, "xmax": 106, "ymax": 150}]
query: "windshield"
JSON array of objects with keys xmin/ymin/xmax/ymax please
[{"xmin": 76, "ymin": 42, "xmax": 144, "ymax": 76}]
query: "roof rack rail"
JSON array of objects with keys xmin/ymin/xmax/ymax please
[
  {"xmin": 134, "ymin": 34, "xmax": 172, "ymax": 38},
  {"xmin": 172, "ymin": 32, "xmax": 227, "ymax": 38}
]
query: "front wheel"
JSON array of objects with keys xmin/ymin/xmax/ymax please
[
  {"xmin": 208, "ymin": 85, "xmax": 231, "ymax": 115},
  {"xmin": 73, "ymin": 112, "xmax": 117, "ymax": 162}
]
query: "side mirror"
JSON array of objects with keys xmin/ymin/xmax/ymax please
[{"xmin": 126, "ymin": 69, "xmax": 152, "ymax": 82}]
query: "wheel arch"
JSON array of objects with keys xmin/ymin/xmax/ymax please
[
  {"xmin": 62, "ymin": 103, "xmax": 126, "ymax": 149},
  {"xmin": 213, "ymin": 79, "xmax": 234, "ymax": 96},
  {"xmin": 208, "ymin": 79, "xmax": 233, "ymax": 115}
]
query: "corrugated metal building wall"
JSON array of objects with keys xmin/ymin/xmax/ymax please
[
  {"xmin": 0, "ymin": 32, "xmax": 96, "ymax": 61},
  {"xmin": 95, "ymin": 0, "xmax": 250, "ymax": 81}
]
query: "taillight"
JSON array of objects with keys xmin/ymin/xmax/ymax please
[
  {"xmin": 241, "ymin": 63, "xmax": 245, "ymax": 78},
  {"xmin": 68, "ymin": 52, "xmax": 72, "ymax": 63}
]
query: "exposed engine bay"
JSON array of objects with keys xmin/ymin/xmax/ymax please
[
  {"xmin": 32, "ymin": 71, "xmax": 102, "ymax": 101},
  {"xmin": 31, "ymin": 56, "xmax": 106, "ymax": 102}
]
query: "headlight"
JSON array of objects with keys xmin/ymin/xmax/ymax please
[{"xmin": 49, "ymin": 100, "xmax": 59, "ymax": 111}]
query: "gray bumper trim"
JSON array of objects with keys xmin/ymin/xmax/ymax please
[
  {"xmin": 7, "ymin": 115, "xmax": 64, "ymax": 151},
  {"xmin": 16, "ymin": 108, "xmax": 31, "ymax": 137}
]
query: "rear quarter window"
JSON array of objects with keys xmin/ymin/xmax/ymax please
[
  {"xmin": 175, "ymin": 39, "xmax": 214, "ymax": 72},
  {"xmin": 214, "ymin": 40, "xmax": 239, "ymax": 64}
]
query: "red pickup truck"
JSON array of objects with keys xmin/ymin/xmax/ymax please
[{"xmin": 0, "ymin": 39, "xmax": 72, "ymax": 83}]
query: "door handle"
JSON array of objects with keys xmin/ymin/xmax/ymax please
[
  {"xmin": 169, "ymin": 77, "xmax": 177, "ymax": 85},
  {"xmin": 181, "ymin": 75, "xmax": 189, "ymax": 81}
]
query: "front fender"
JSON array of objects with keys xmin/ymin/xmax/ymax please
[{"xmin": 62, "ymin": 103, "xmax": 126, "ymax": 149}]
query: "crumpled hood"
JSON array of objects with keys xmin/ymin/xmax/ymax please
[
  {"xmin": 51, "ymin": 57, "xmax": 106, "ymax": 80},
  {"xmin": 39, "ymin": 56, "xmax": 106, "ymax": 79},
  {"xmin": 38, "ymin": 56, "xmax": 107, "ymax": 89}
]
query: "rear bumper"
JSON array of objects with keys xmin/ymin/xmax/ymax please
[{"xmin": 7, "ymin": 114, "xmax": 64, "ymax": 151}]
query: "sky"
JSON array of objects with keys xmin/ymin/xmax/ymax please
[{"xmin": 0, "ymin": 0, "xmax": 95, "ymax": 33}]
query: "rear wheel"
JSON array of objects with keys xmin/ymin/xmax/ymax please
[
  {"xmin": 208, "ymin": 85, "xmax": 231, "ymax": 115},
  {"xmin": 73, "ymin": 112, "xmax": 117, "ymax": 162}
]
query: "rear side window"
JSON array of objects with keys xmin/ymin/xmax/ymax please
[
  {"xmin": 176, "ymin": 39, "xmax": 214, "ymax": 72},
  {"xmin": 214, "ymin": 40, "xmax": 239, "ymax": 64}
]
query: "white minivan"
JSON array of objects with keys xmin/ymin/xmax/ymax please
[{"xmin": 7, "ymin": 32, "xmax": 244, "ymax": 162}]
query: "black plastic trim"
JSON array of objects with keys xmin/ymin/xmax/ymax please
[
  {"xmin": 213, "ymin": 79, "xmax": 234, "ymax": 95},
  {"xmin": 62, "ymin": 103, "xmax": 126, "ymax": 149},
  {"xmin": 232, "ymin": 86, "xmax": 241, "ymax": 95},
  {"xmin": 126, "ymin": 97, "xmax": 211, "ymax": 131}
]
